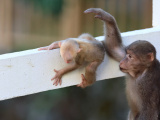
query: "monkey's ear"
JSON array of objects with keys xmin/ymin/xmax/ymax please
[
  {"xmin": 148, "ymin": 53, "xmax": 154, "ymax": 62},
  {"xmin": 77, "ymin": 48, "xmax": 82, "ymax": 53},
  {"xmin": 58, "ymin": 42, "xmax": 62, "ymax": 47}
]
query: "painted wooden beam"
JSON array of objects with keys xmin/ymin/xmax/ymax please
[{"xmin": 0, "ymin": 27, "xmax": 160, "ymax": 101}]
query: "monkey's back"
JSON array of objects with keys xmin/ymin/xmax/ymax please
[{"xmin": 77, "ymin": 39, "xmax": 105, "ymax": 63}]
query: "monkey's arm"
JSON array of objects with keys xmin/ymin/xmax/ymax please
[
  {"xmin": 84, "ymin": 8, "xmax": 125, "ymax": 62},
  {"xmin": 51, "ymin": 63, "xmax": 80, "ymax": 86},
  {"xmin": 38, "ymin": 40, "xmax": 66, "ymax": 50},
  {"xmin": 38, "ymin": 42, "xmax": 60, "ymax": 50}
]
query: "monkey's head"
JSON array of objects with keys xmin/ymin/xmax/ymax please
[
  {"xmin": 59, "ymin": 39, "xmax": 81, "ymax": 64},
  {"xmin": 119, "ymin": 40, "xmax": 156, "ymax": 77}
]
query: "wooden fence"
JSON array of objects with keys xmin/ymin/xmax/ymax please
[{"xmin": 0, "ymin": 0, "xmax": 152, "ymax": 53}]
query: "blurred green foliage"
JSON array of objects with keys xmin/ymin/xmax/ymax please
[
  {"xmin": 31, "ymin": 0, "xmax": 64, "ymax": 15},
  {"xmin": 24, "ymin": 0, "xmax": 64, "ymax": 16}
]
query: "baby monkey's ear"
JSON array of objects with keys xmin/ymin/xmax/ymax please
[
  {"xmin": 58, "ymin": 42, "xmax": 62, "ymax": 47},
  {"xmin": 147, "ymin": 52, "xmax": 154, "ymax": 62},
  {"xmin": 77, "ymin": 48, "xmax": 82, "ymax": 53}
]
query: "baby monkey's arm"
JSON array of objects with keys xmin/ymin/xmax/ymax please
[
  {"xmin": 38, "ymin": 40, "xmax": 66, "ymax": 50},
  {"xmin": 51, "ymin": 63, "xmax": 80, "ymax": 86}
]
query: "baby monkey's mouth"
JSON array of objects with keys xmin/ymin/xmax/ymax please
[
  {"xmin": 66, "ymin": 60, "xmax": 72, "ymax": 63},
  {"xmin": 65, "ymin": 60, "xmax": 74, "ymax": 64}
]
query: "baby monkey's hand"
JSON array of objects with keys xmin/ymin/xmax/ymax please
[
  {"xmin": 51, "ymin": 69, "xmax": 63, "ymax": 86},
  {"xmin": 38, "ymin": 42, "xmax": 60, "ymax": 51}
]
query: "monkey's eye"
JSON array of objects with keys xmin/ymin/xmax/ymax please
[{"xmin": 127, "ymin": 54, "xmax": 132, "ymax": 59}]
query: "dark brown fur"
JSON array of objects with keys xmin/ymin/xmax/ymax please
[
  {"xmin": 39, "ymin": 33, "xmax": 105, "ymax": 88},
  {"xmin": 85, "ymin": 8, "xmax": 160, "ymax": 120}
]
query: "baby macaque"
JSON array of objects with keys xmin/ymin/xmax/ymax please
[
  {"xmin": 39, "ymin": 33, "xmax": 105, "ymax": 88},
  {"xmin": 85, "ymin": 8, "xmax": 160, "ymax": 119}
]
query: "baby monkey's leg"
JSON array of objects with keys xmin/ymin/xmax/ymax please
[{"xmin": 77, "ymin": 61, "xmax": 101, "ymax": 88}]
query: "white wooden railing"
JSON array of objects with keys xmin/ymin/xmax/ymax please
[{"xmin": 0, "ymin": 0, "xmax": 160, "ymax": 101}]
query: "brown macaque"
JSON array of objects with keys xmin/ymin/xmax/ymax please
[
  {"xmin": 39, "ymin": 33, "xmax": 105, "ymax": 88},
  {"xmin": 85, "ymin": 8, "xmax": 160, "ymax": 120}
]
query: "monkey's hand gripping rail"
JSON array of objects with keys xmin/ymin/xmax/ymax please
[{"xmin": 0, "ymin": 27, "xmax": 160, "ymax": 101}]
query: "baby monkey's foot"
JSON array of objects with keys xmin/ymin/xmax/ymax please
[{"xmin": 77, "ymin": 74, "xmax": 88, "ymax": 88}]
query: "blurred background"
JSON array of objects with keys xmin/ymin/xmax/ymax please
[{"xmin": 0, "ymin": 0, "xmax": 152, "ymax": 120}]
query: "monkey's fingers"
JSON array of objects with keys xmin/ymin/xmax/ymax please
[
  {"xmin": 59, "ymin": 79, "xmax": 62, "ymax": 86},
  {"xmin": 77, "ymin": 82, "xmax": 82, "ymax": 87},
  {"xmin": 54, "ymin": 69, "xmax": 58, "ymax": 73},
  {"xmin": 84, "ymin": 8, "xmax": 101, "ymax": 14},
  {"xmin": 53, "ymin": 78, "xmax": 59, "ymax": 86},
  {"xmin": 51, "ymin": 75, "xmax": 56, "ymax": 81},
  {"xmin": 77, "ymin": 83, "xmax": 84, "ymax": 88},
  {"xmin": 52, "ymin": 77, "xmax": 62, "ymax": 86},
  {"xmin": 78, "ymin": 84, "xmax": 86, "ymax": 88},
  {"xmin": 84, "ymin": 8, "xmax": 106, "ymax": 21},
  {"xmin": 55, "ymin": 79, "xmax": 59, "ymax": 86},
  {"xmin": 57, "ymin": 79, "xmax": 62, "ymax": 86},
  {"xmin": 48, "ymin": 44, "xmax": 55, "ymax": 50},
  {"xmin": 53, "ymin": 78, "xmax": 57, "ymax": 85},
  {"xmin": 81, "ymin": 74, "xmax": 87, "ymax": 82},
  {"xmin": 77, "ymin": 74, "xmax": 86, "ymax": 88},
  {"xmin": 94, "ymin": 15, "xmax": 103, "ymax": 20},
  {"xmin": 38, "ymin": 46, "xmax": 49, "ymax": 51}
]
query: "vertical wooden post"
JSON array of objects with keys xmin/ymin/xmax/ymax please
[
  {"xmin": 0, "ymin": 0, "xmax": 13, "ymax": 53},
  {"xmin": 152, "ymin": 0, "xmax": 160, "ymax": 27},
  {"xmin": 59, "ymin": 0, "xmax": 83, "ymax": 39}
]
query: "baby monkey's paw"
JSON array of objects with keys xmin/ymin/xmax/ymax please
[
  {"xmin": 77, "ymin": 74, "xmax": 88, "ymax": 88},
  {"xmin": 51, "ymin": 69, "xmax": 63, "ymax": 86}
]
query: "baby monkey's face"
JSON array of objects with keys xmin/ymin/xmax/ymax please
[
  {"xmin": 60, "ymin": 40, "xmax": 79, "ymax": 64},
  {"xmin": 60, "ymin": 50, "xmax": 76, "ymax": 64}
]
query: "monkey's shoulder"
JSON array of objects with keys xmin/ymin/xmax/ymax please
[
  {"xmin": 75, "ymin": 40, "xmax": 105, "ymax": 64},
  {"xmin": 77, "ymin": 39, "xmax": 105, "ymax": 52}
]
